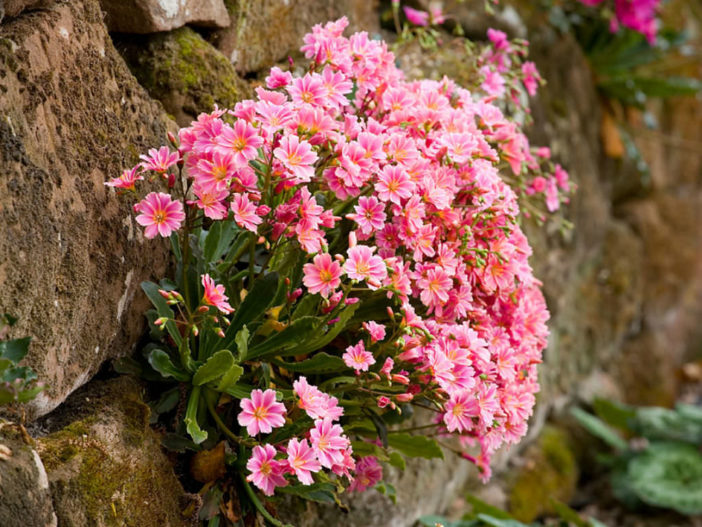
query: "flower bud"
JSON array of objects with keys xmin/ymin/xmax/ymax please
[
  {"xmin": 197, "ymin": 305, "xmax": 210, "ymax": 314},
  {"xmin": 396, "ymin": 393, "xmax": 414, "ymax": 402},
  {"xmin": 191, "ymin": 325, "xmax": 199, "ymax": 337}
]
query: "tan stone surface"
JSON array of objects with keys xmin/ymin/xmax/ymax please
[{"xmin": 0, "ymin": 0, "xmax": 172, "ymax": 418}]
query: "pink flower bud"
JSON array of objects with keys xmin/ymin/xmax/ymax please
[
  {"xmin": 197, "ymin": 305, "xmax": 210, "ymax": 314},
  {"xmin": 191, "ymin": 325, "xmax": 199, "ymax": 337},
  {"xmin": 396, "ymin": 392, "xmax": 414, "ymax": 402},
  {"xmin": 377, "ymin": 396, "xmax": 391, "ymax": 408}
]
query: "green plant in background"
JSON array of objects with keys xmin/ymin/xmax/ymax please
[
  {"xmin": 572, "ymin": 399, "xmax": 702, "ymax": 516},
  {"xmin": 418, "ymin": 493, "xmax": 607, "ymax": 527},
  {"xmin": 0, "ymin": 314, "xmax": 45, "ymax": 405}
]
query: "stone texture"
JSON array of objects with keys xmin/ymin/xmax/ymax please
[
  {"xmin": 0, "ymin": 423, "xmax": 57, "ymax": 527},
  {"xmin": 0, "ymin": 0, "xmax": 173, "ymax": 419},
  {"xmin": 36, "ymin": 377, "xmax": 195, "ymax": 527},
  {"xmin": 99, "ymin": 0, "xmax": 230, "ymax": 34},
  {"xmin": 0, "ymin": 0, "xmax": 52, "ymax": 21},
  {"xmin": 208, "ymin": 0, "xmax": 380, "ymax": 74},
  {"xmin": 116, "ymin": 26, "xmax": 252, "ymax": 126}
]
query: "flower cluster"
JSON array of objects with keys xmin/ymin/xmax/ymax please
[
  {"xmin": 110, "ymin": 17, "xmax": 569, "ymax": 504},
  {"xmin": 578, "ymin": 0, "xmax": 659, "ymax": 42}
]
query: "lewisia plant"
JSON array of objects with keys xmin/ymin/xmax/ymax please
[{"xmin": 108, "ymin": 17, "xmax": 570, "ymax": 521}]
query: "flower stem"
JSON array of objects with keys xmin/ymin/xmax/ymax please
[{"xmin": 240, "ymin": 473, "xmax": 293, "ymax": 527}]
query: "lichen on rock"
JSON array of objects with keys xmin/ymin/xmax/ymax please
[
  {"xmin": 116, "ymin": 26, "xmax": 252, "ymax": 126},
  {"xmin": 36, "ymin": 377, "xmax": 195, "ymax": 527}
]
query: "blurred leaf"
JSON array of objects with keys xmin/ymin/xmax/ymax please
[
  {"xmin": 627, "ymin": 442, "xmax": 702, "ymax": 515},
  {"xmin": 387, "ymin": 433, "xmax": 443, "ymax": 459},
  {"xmin": 571, "ymin": 407, "xmax": 628, "ymax": 451},
  {"xmin": 388, "ymin": 451, "xmax": 406, "ymax": 471},
  {"xmin": 592, "ymin": 398, "xmax": 636, "ymax": 430},
  {"xmin": 0, "ymin": 336, "xmax": 31, "ymax": 363},
  {"xmin": 463, "ymin": 494, "xmax": 514, "ymax": 520},
  {"xmin": 284, "ymin": 303, "xmax": 360, "ymax": 357}
]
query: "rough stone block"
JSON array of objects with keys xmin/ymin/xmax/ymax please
[{"xmin": 0, "ymin": 0, "xmax": 173, "ymax": 418}]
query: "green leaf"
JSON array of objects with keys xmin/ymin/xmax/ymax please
[
  {"xmin": 216, "ymin": 364, "xmax": 244, "ymax": 392},
  {"xmin": 571, "ymin": 407, "xmax": 628, "ymax": 451},
  {"xmin": 475, "ymin": 515, "xmax": 528, "ymax": 527},
  {"xmin": 291, "ymin": 294, "xmax": 319, "ymax": 320},
  {"xmin": 245, "ymin": 317, "xmax": 319, "ymax": 360},
  {"xmin": 550, "ymin": 500, "xmax": 590, "ymax": 527},
  {"xmin": 147, "ymin": 349, "xmax": 190, "ymax": 382},
  {"xmin": 277, "ymin": 483, "xmax": 336, "ymax": 504},
  {"xmin": 375, "ymin": 481, "xmax": 397, "ymax": 504},
  {"xmin": 221, "ymin": 273, "xmax": 279, "ymax": 350},
  {"xmin": 203, "ymin": 220, "xmax": 239, "ymax": 264},
  {"xmin": 161, "ymin": 432, "xmax": 202, "ymax": 453},
  {"xmin": 351, "ymin": 440, "xmax": 387, "ymax": 460},
  {"xmin": 185, "ymin": 387, "xmax": 208, "ymax": 444},
  {"xmin": 141, "ymin": 281, "xmax": 182, "ymax": 346},
  {"xmin": 387, "ymin": 433, "xmax": 443, "ymax": 460},
  {"xmin": 592, "ymin": 398, "xmax": 636, "ymax": 430},
  {"xmin": 192, "ymin": 349, "xmax": 235, "ymax": 386},
  {"xmin": 271, "ymin": 352, "xmax": 346, "ymax": 374},
  {"xmin": 151, "ymin": 387, "xmax": 180, "ymax": 415},
  {"xmin": 283, "ymin": 303, "xmax": 359, "ymax": 357},
  {"xmin": 16, "ymin": 384, "xmax": 44, "ymax": 403},
  {"xmin": 627, "ymin": 441, "xmax": 702, "ymax": 515},
  {"xmin": 388, "ymin": 451, "xmax": 406, "ymax": 471},
  {"xmin": 463, "ymin": 494, "xmax": 514, "ymax": 520},
  {"xmin": 234, "ymin": 326, "xmax": 249, "ymax": 360},
  {"xmin": 0, "ymin": 336, "xmax": 31, "ymax": 363}
]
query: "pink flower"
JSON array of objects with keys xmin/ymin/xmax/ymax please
[
  {"xmin": 348, "ymin": 456, "xmax": 382, "ymax": 492},
  {"xmin": 286, "ymin": 438, "xmax": 321, "ymax": 485},
  {"xmin": 521, "ymin": 61, "xmax": 540, "ymax": 97},
  {"xmin": 380, "ymin": 357, "xmax": 394, "ymax": 378},
  {"xmin": 134, "ymin": 192, "xmax": 185, "ymax": 239},
  {"xmin": 266, "ymin": 66, "xmax": 293, "ymax": 89},
  {"xmin": 403, "ymin": 6, "xmax": 429, "ymax": 26},
  {"xmin": 231, "ymin": 193, "xmax": 262, "ymax": 232},
  {"xmin": 347, "ymin": 196, "xmax": 386, "ymax": 235},
  {"xmin": 303, "ymin": 253, "xmax": 343, "ymax": 298},
  {"xmin": 139, "ymin": 146, "xmax": 179, "ymax": 173},
  {"xmin": 293, "ymin": 377, "xmax": 343, "ymax": 421},
  {"xmin": 363, "ymin": 321, "xmax": 386, "ymax": 342},
  {"xmin": 343, "ymin": 245, "xmax": 387, "ymax": 286},
  {"xmin": 237, "ymin": 389, "xmax": 286, "ymax": 436},
  {"xmin": 246, "ymin": 444, "xmax": 288, "ymax": 496},
  {"xmin": 216, "ymin": 120, "xmax": 263, "ymax": 167},
  {"xmin": 418, "ymin": 267, "xmax": 453, "ymax": 309},
  {"xmin": 343, "ymin": 340, "xmax": 375, "ymax": 372},
  {"xmin": 310, "ymin": 418, "xmax": 349, "ymax": 468},
  {"xmin": 443, "ymin": 390, "xmax": 479, "ymax": 433},
  {"xmin": 201, "ymin": 273, "xmax": 233, "ymax": 314},
  {"xmin": 105, "ymin": 166, "xmax": 142, "ymax": 191},
  {"xmin": 274, "ymin": 135, "xmax": 318, "ymax": 183}
]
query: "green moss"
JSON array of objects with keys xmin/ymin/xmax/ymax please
[
  {"xmin": 38, "ymin": 379, "xmax": 189, "ymax": 526},
  {"xmin": 118, "ymin": 27, "xmax": 250, "ymax": 124},
  {"xmin": 508, "ymin": 426, "xmax": 578, "ymax": 523}
]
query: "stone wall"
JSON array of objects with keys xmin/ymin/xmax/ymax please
[{"xmin": 0, "ymin": 0, "xmax": 699, "ymax": 525}]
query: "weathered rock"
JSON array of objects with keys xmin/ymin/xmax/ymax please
[
  {"xmin": 99, "ymin": 0, "xmax": 230, "ymax": 34},
  {"xmin": 208, "ymin": 0, "xmax": 380, "ymax": 74},
  {"xmin": 0, "ymin": 423, "xmax": 57, "ymax": 527},
  {"xmin": 506, "ymin": 426, "xmax": 578, "ymax": 522},
  {"xmin": 0, "ymin": 0, "xmax": 52, "ymax": 21},
  {"xmin": 116, "ymin": 26, "xmax": 251, "ymax": 126},
  {"xmin": 0, "ymin": 0, "xmax": 173, "ymax": 419},
  {"xmin": 36, "ymin": 377, "xmax": 195, "ymax": 527}
]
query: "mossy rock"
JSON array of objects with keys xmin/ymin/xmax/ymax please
[
  {"xmin": 507, "ymin": 425, "xmax": 578, "ymax": 522},
  {"xmin": 36, "ymin": 377, "xmax": 195, "ymax": 527},
  {"xmin": 116, "ymin": 27, "xmax": 252, "ymax": 126}
]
